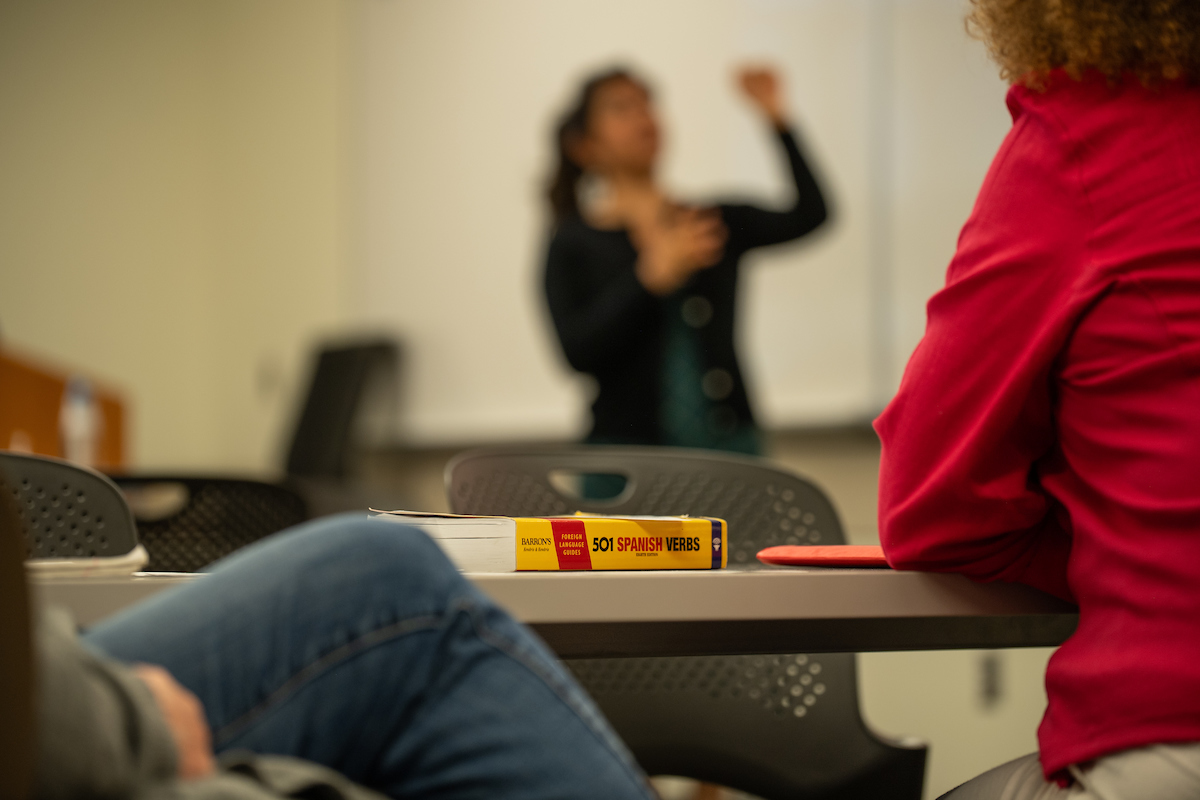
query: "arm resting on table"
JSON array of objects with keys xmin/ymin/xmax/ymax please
[{"xmin": 874, "ymin": 109, "xmax": 1090, "ymax": 604}]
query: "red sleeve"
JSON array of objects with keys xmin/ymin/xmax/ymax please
[{"xmin": 874, "ymin": 93, "xmax": 1090, "ymax": 604}]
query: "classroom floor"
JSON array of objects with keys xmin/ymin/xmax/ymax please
[{"xmin": 363, "ymin": 429, "xmax": 1055, "ymax": 800}]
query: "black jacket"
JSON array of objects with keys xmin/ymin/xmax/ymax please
[{"xmin": 543, "ymin": 127, "xmax": 829, "ymax": 444}]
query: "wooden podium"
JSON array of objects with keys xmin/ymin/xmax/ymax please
[{"xmin": 0, "ymin": 348, "xmax": 126, "ymax": 470}]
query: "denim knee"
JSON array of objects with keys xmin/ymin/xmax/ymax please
[
  {"xmin": 199, "ymin": 513, "xmax": 476, "ymax": 624},
  {"xmin": 282, "ymin": 513, "xmax": 474, "ymax": 607},
  {"xmin": 336, "ymin": 515, "xmax": 465, "ymax": 589}
]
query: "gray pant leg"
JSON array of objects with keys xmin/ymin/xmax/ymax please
[
  {"xmin": 939, "ymin": 744, "xmax": 1200, "ymax": 800},
  {"xmin": 1075, "ymin": 743, "xmax": 1200, "ymax": 800},
  {"xmin": 938, "ymin": 753, "xmax": 1054, "ymax": 800}
]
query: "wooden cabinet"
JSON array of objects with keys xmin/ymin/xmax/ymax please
[{"xmin": 0, "ymin": 349, "xmax": 126, "ymax": 470}]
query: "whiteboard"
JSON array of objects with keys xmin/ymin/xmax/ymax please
[{"xmin": 354, "ymin": 0, "xmax": 1010, "ymax": 445}]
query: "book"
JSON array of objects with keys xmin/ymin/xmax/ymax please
[{"xmin": 372, "ymin": 510, "xmax": 727, "ymax": 572}]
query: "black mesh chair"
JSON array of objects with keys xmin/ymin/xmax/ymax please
[
  {"xmin": 1, "ymin": 451, "xmax": 140, "ymax": 560},
  {"xmin": 0, "ymin": 462, "xmax": 36, "ymax": 800},
  {"xmin": 285, "ymin": 340, "xmax": 398, "ymax": 480},
  {"xmin": 446, "ymin": 445, "xmax": 927, "ymax": 800},
  {"xmin": 282, "ymin": 338, "xmax": 413, "ymax": 517},
  {"xmin": 112, "ymin": 476, "xmax": 307, "ymax": 572}
]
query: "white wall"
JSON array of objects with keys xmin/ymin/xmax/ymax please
[
  {"xmin": 0, "ymin": 1, "xmax": 219, "ymax": 468},
  {"xmin": 202, "ymin": 1, "xmax": 354, "ymax": 471},
  {"xmin": 1, "ymin": 0, "xmax": 1014, "ymax": 459},
  {"xmin": 0, "ymin": 0, "xmax": 351, "ymax": 471},
  {"xmin": 889, "ymin": 0, "xmax": 1014, "ymax": 379},
  {"xmin": 355, "ymin": 0, "xmax": 1012, "ymax": 445}
]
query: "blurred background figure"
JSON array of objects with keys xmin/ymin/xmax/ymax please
[{"xmin": 543, "ymin": 66, "xmax": 829, "ymax": 457}]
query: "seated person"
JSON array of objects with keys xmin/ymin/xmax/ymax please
[
  {"xmin": 25, "ymin": 509, "xmax": 654, "ymax": 799},
  {"xmin": 875, "ymin": 1, "xmax": 1200, "ymax": 798}
]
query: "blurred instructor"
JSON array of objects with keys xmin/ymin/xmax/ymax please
[{"xmin": 543, "ymin": 65, "xmax": 830, "ymax": 455}]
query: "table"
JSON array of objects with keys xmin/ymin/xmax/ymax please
[{"xmin": 34, "ymin": 566, "xmax": 1077, "ymax": 658}]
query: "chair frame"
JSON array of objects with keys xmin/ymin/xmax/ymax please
[{"xmin": 446, "ymin": 445, "xmax": 927, "ymax": 800}]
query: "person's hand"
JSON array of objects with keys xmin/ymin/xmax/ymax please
[
  {"xmin": 633, "ymin": 206, "xmax": 727, "ymax": 296},
  {"xmin": 737, "ymin": 66, "xmax": 787, "ymax": 127},
  {"xmin": 134, "ymin": 664, "xmax": 216, "ymax": 780}
]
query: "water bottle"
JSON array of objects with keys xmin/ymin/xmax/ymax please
[{"xmin": 60, "ymin": 376, "xmax": 100, "ymax": 467}]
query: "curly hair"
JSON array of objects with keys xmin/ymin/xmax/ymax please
[{"xmin": 967, "ymin": 0, "xmax": 1200, "ymax": 86}]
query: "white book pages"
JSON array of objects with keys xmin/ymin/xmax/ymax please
[
  {"xmin": 371, "ymin": 513, "xmax": 517, "ymax": 571},
  {"xmin": 430, "ymin": 536, "xmax": 516, "ymax": 573}
]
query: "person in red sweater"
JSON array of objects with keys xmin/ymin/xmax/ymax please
[{"xmin": 874, "ymin": 1, "xmax": 1200, "ymax": 797}]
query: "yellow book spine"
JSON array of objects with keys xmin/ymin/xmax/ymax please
[{"xmin": 514, "ymin": 517, "xmax": 726, "ymax": 570}]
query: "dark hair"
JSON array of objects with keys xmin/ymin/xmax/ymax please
[{"xmin": 547, "ymin": 67, "xmax": 647, "ymax": 224}]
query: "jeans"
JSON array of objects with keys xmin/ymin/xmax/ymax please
[{"xmin": 84, "ymin": 514, "xmax": 654, "ymax": 800}]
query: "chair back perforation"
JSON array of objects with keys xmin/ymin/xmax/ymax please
[{"xmin": 1, "ymin": 451, "xmax": 138, "ymax": 559}]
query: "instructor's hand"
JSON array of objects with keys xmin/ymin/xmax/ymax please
[
  {"xmin": 737, "ymin": 65, "xmax": 787, "ymax": 127},
  {"xmin": 634, "ymin": 207, "xmax": 727, "ymax": 296},
  {"xmin": 134, "ymin": 664, "xmax": 216, "ymax": 780}
]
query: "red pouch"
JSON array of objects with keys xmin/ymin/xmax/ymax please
[{"xmin": 756, "ymin": 544, "xmax": 890, "ymax": 568}]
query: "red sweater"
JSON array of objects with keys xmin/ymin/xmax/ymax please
[{"xmin": 875, "ymin": 70, "xmax": 1200, "ymax": 779}]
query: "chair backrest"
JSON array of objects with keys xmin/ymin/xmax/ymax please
[
  {"xmin": 446, "ymin": 445, "xmax": 846, "ymax": 563},
  {"xmin": 0, "ymin": 450, "xmax": 139, "ymax": 559},
  {"xmin": 114, "ymin": 476, "xmax": 307, "ymax": 572},
  {"xmin": 285, "ymin": 340, "xmax": 398, "ymax": 479},
  {"xmin": 446, "ymin": 446, "xmax": 926, "ymax": 800},
  {"xmin": 0, "ymin": 465, "xmax": 35, "ymax": 800}
]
